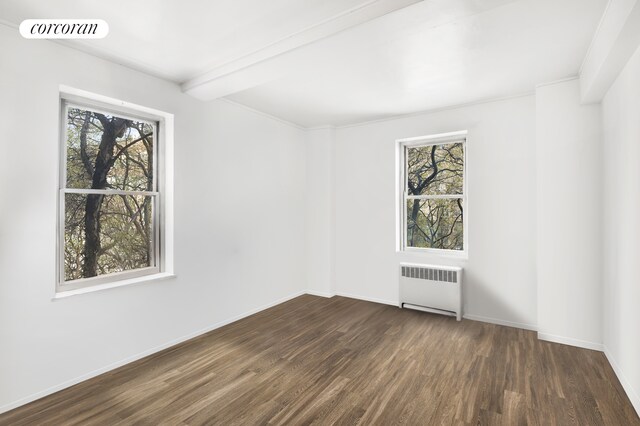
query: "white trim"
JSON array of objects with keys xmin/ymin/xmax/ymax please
[
  {"xmin": 397, "ymin": 132, "xmax": 468, "ymax": 256},
  {"xmin": 63, "ymin": 188, "xmax": 159, "ymax": 196},
  {"xmin": 331, "ymin": 293, "xmax": 538, "ymax": 332},
  {"xmin": 64, "ymin": 99, "xmax": 161, "ymax": 127},
  {"xmin": 334, "ymin": 292, "xmax": 397, "ymax": 306},
  {"xmin": 305, "ymin": 125, "xmax": 337, "ymax": 131},
  {"xmin": 405, "ymin": 194, "xmax": 463, "ymax": 200},
  {"xmin": 314, "ymin": 293, "xmax": 610, "ymax": 350},
  {"xmin": 306, "ymin": 290, "xmax": 336, "ymax": 298},
  {"xmin": 396, "ymin": 130, "xmax": 468, "ymax": 144},
  {"xmin": 59, "ymin": 86, "xmax": 175, "ymax": 120},
  {"xmin": 334, "ymin": 91, "xmax": 534, "ymax": 129},
  {"xmin": 219, "ymin": 98, "xmax": 306, "ymax": 130},
  {"xmin": 0, "ymin": 290, "xmax": 306, "ymax": 415},
  {"xmin": 54, "ymin": 272, "xmax": 175, "ymax": 299},
  {"xmin": 59, "ymin": 266, "xmax": 161, "ymax": 292},
  {"xmin": 463, "ymin": 314, "xmax": 537, "ymax": 332},
  {"xmin": 403, "ymin": 303, "xmax": 457, "ymax": 317},
  {"xmin": 57, "ymin": 86, "xmax": 175, "ymax": 292},
  {"xmin": 535, "ymin": 75, "xmax": 579, "ymax": 89},
  {"xmin": 401, "ymin": 247, "xmax": 469, "ymax": 259},
  {"xmin": 537, "ymin": 332, "xmax": 604, "ymax": 351},
  {"xmin": 221, "ymin": 92, "xmax": 535, "ymax": 131},
  {"xmin": 604, "ymin": 345, "xmax": 640, "ymax": 416}
]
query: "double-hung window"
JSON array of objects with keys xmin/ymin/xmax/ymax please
[
  {"xmin": 58, "ymin": 88, "xmax": 172, "ymax": 293},
  {"xmin": 398, "ymin": 131, "xmax": 467, "ymax": 254}
]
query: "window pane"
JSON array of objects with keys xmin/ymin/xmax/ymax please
[
  {"xmin": 66, "ymin": 107, "xmax": 154, "ymax": 191},
  {"xmin": 64, "ymin": 193, "xmax": 154, "ymax": 281},
  {"xmin": 407, "ymin": 142, "xmax": 463, "ymax": 195},
  {"xmin": 406, "ymin": 198, "xmax": 463, "ymax": 250}
]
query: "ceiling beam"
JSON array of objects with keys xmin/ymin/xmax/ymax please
[
  {"xmin": 182, "ymin": 0, "xmax": 423, "ymax": 100},
  {"xmin": 580, "ymin": 0, "xmax": 640, "ymax": 103}
]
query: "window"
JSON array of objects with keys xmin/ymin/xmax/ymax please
[
  {"xmin": 58, "ymin": 88, "xmax": 173, "ymax": 293},
  {"xmin": 398, "ymin": 131, "xmax": 467, "ymax": 254}
]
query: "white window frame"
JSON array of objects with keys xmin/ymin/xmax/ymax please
[
  {"xmin": 396, "ymin": 130, "xmax": 468, "ymax": 258},
  {"xmin": 56, "ymin": 86, "xmax": 175, "ymax": 297}
]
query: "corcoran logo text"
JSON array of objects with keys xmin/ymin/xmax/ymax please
[{"xmin": 19, "ymin": 19, "xmax": 108, "ymax": 39}]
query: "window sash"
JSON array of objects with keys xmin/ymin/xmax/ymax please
[
  {"xmin": 63, "ymin": 188, "xmax": 158, "ymax": 196},
  {"xmin": 58, "ymin": 191, "xmax": 160, "ymax": 287},
  {"xmin": 61, "ymin": 101, "xmax": 159, "ymax": 193},
  {"xmin": 399, "ymin": 134, "xmax": 467, "ymax": 253},
  {"xmin": 404, "ymin": 142, "xmax": 464, "ymax": 197},
  {"xmin": 58, "ymin": 100, "xmax": 161, "ymax": 288},
  {"xmin": 405, "ymin": 194, "xmax": 462, "ymax": 200}
]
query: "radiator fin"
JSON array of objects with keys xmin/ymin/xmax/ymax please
[{"xmin": 401, "ymin": 265, "xmax": 458, "ymax": 283}]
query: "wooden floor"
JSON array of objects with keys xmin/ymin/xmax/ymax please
[{"xmin": 1, "ymin": 295, "xmax": 638, "ymax": 425}]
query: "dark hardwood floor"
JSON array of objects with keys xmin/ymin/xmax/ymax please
[{"xmin": 1, "ymin": 295, "xmax": 638, "ymax": 425}]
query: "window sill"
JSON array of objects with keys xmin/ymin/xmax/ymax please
[
  {"xmin": 53, "ymin": 272, "xmax": 176, "ymax": 300},
  {"xmin": 399, "ymin": 248, "xmax": 469, "ymax": 260}
]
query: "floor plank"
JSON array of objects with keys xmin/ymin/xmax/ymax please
[{"xmin": 1, "ymin": 295, "xmax": 638, "ymax": 425}]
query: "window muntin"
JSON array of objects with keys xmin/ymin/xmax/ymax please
[
  {"xmin": 60, "ymin": 101, "xmax": 160, "ymax": 288},
  {"xmin": 401, "ymin": 136, "xmax": 466, "ymax": 252}
]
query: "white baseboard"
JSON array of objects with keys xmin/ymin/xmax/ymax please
[
  {"xmin": 327, "ymin": 293, "xmax": 539, "ymax": 332},
  {"xmin": 604, "ymin": 346, "xmax": 640, "ymax": 417},
  {"xmin": 305, "ymin": 289, "xmax": 335, "ymax": 298},
  {"xmin": 537, "ymin": 332, "xmax": 603, "ymax": 351},
  {"xmin": 463, "ymin": 314, "xmax": 537, "ymax": 332},
  {"xmin": 0, "ymin": 290, "xmax": 306, "ymax": 415},
  {"xmin": 334, "ymin": 291, "xmax": 398, "ymax": 306}
]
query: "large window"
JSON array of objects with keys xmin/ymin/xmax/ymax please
[
  {"xmin": 58, "ymin": 90, "xmax": 171, "ymax": 293},
  {"xmin": 398, "ymin": 132, "xmax": 466, "ymax": 254}
]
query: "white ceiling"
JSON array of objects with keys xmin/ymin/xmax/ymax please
[
  {"xmin": 0, "ymin": 0, "xmax": 608, "ymax": 127},
  {"xmin": 226, "ymin": 0, "xmax": 608, "ymax": 126},
  {"xmin": 0, "ymin": 0, "xmax": 391, "ymax": 82}
]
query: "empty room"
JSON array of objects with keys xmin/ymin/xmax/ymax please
[{"xmin": 1, "ymin": 0, "xmax": 640, "ymax": 424}]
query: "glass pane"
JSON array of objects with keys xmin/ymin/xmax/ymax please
[
  {"xmin": 406, "ymin": 198, "xmax": 463, "ymax": 250},
  {"xmin": 407, "ymin": 142, "xmax": 463, "ymax": 195},
  {"xmin": 64, "ymin": 193, "xmax": 154, "ymax": 281},
  {"xmin": 66, "ymin": 107, "xmax": 154, "ymax": 191}
]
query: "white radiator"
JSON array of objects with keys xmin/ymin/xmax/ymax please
[{"xmin": 399, "ymin": 263, "xmax": 463, "ymax": 321}]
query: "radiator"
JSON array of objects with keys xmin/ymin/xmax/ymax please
[{"xmin": 399, "ymin": 263, "xmax": 463, "ymax": 321}]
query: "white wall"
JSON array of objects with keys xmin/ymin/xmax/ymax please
[
  {"xmin": 0, "ymin": 25, "xmax": 306, "ymax": 412},
  {"xmin": 331, "ymin": 96, "xmax": 538, "ymax": 328},
  {"xmin": 602, "ymin": 44, "xmax": 640, "ymax": 414},
  {"xmin": 1, "ymin": 12, "xmax": 638, "ymax": 418},
  {"xmin": 305, "ymin": 127, "xmax": 335, "ymax": 297},
  {"xmin": 535, "ymin": 79, "xmax": 603, "ymax": 349}
]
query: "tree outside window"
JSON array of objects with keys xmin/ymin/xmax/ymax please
[
  {"xmin": 402, "ymin": 138, "xmax": 465, "ymax": 252},
  {"xmin": 62, "ymin": 105, "xmax": 158, "ymax": 283}
]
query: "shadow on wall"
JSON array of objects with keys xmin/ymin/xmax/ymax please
[{"xmin": 461, "ymin": 267, "xmax": 536, "ymax": 330}]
